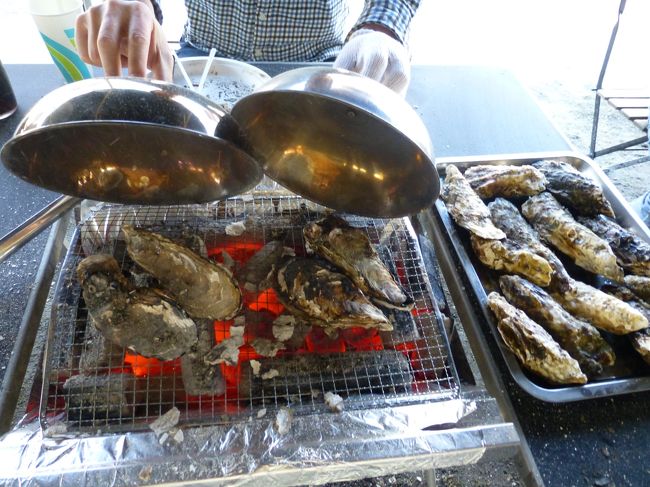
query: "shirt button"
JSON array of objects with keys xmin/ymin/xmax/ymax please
[
  {"xmin": 254, "ymin": 48, "xmax": 263, "ymax": 58},
  {"xmin": 259, "ymin": 12, "xmax": 267, "ymax": 21}
]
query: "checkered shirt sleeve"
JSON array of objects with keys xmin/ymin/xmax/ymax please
[{"xmin": 351, "ymin": 0, "xmax": 421, "ymax": 43}]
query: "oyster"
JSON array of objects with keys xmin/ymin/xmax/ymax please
[
  {"xmin": 273, "ymin": 257, "xmax": 392, "ymax": 331},
  {"xmin": 463, "ymin": 164, "xmax": 546, "ymax": 199},
  {"xmin": 578, "ymin": 214, "xmax": 650, "ymax": 277},
  {"xmin": 532, "ymin": 159, "xmax": 615, "ymax": 217},
  {"xmin": 488, "ymin": 198, "xmax": 571, "ymax": 290},
  {"xmin": 440, "ymin": 165, "xmax": 506, "ymax": 239},
  {"xmin": 487, "ymin": 292, "xmax": 587, "ymax": 385},
  {"xmin": 499, "ymin": 275, "xmax": 615, "ymax": 377},
  {"xmin": 303, "ymin": 214, "xmax": 413, "ymax": 310},
  {"xmin": 470, "ymin": 234, "xmax": 553, "ymax": 287},
  {"xmin": 522, "ymin": 192, "xmax": 623, "ymax": 281},
  {"xmin": 623, "ymin": 275, "xmax": 650, "ymax": 302},
  {"xmin": 77, "ymin": 254, "xmax": 198, "ymax": 361},
  {"xmin": 601, "ymin": 285, "xmax": 650, "ymax": 365},
  {"xmin": 122, "ymin": 225, "xmax": 241, "ymax": 320},
  {"xmin": 552, "ymin": 279, "xmax": 648, "ymax": 335}
]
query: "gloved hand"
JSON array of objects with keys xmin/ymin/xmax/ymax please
[
  {"xmin": 334, "ymin": 28, "xmax": 410, "ymax": 96},
  {"xmin": 75, "ymin": 0, "xmax": 173, "ymax": 81}
]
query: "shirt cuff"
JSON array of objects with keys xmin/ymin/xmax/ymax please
[{"xmin": 350, "ymin": 0, "xmax": 421, "ymax": 44}]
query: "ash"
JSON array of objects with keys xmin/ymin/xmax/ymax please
[{"xmin": 203, "ymin": 78, "xmax": 256, "ymax": 111}]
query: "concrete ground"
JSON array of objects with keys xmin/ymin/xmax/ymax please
[{"xmin": 1, "ymin": 1, "xmax": 648, "ymax": 486}]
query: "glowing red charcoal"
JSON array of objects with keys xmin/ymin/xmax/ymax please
[
  {"xmin": 305, "ymin": 327, "xmax": 346, "ymax": 353},
  {"xmin": 124, "ymin": 353, "xmax": 181, "ymax": 377},
  {"xmin": 208, "ymin": 241, "xmax": 263, "ymax": 264},
  {"xmin": 341, "ymin": 327, "xmax": 384, "ymax": 351},
  {"xmin": 248, "ymin": 288, "xmax": 285, "ymax": 316}
]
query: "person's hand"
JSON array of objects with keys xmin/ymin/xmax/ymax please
[
  {"xmin": 334, "ymin": 27, "xmax": 410, "ymax": 96},
  {"xmin": 75, "ymin": 0, "xmax": 173, "ymax": 81}
]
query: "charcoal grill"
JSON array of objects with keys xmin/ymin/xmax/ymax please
[{"xmin": 0, "ymin": 189, "xmax": 523, "ymax": 485}]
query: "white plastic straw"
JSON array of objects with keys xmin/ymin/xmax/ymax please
[
  {"xmin": 172, "ymin": 51, "xmax": 194, "ymax": 90},
  {"xmin": 197, "ymin": 48, "xmax": 217, "ymax": 94}
]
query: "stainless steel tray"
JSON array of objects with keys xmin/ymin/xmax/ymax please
[{"xmin": 432, "ymin": 150, "xmax": 650, "ymax": 402}]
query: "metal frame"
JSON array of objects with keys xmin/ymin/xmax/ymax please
[{"xmin": 589, "ymin": 0, "xmax": 649, "ymax": 171}]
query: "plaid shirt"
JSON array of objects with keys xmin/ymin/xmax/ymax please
[{"xmin": 172, "ymin": 1, "xmax": 420, "ymax": 62}]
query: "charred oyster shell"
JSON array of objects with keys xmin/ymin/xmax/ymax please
[
  {"xmin": 303, "ymin": 214, "xmax": 413, "ymax": 310},
  {"xmin": 463, "ymin": 164, "xmax": 546, "ymax": 199},
  {"xmin": 273, "ymin": 257, "xmax": 392, "ymax": 331}
]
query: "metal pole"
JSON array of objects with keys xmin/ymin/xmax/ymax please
[{"xmin": 0, "ymin": 210, "xmax": 71, "ymax": 434}]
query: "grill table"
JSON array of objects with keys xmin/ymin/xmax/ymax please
[{"xmin": 1, "ymin": 63, "xmax": 648, "ymax": 487}]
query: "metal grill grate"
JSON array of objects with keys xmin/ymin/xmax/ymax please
[{"xmin": 41, "ymin": 195, "xmax": 460, "ymax": 433}]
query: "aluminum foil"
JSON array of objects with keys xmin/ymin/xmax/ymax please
[{"xmin": 0, "ymin": 399, "xmax": 509, "ymax": 486}]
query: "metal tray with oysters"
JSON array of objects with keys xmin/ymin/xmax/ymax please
[{"xmin": 431, "ymin": 151, "xmax": 650, "ymax": 402}]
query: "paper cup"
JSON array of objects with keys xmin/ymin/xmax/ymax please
[{"xmin": 29, "ymin": 0, "xmax": 93, "ymax": 83}]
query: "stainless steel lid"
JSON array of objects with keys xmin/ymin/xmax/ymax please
[
  {"xmin": 229, "ymin": 66, "xmax": 439, "ymax": 218},
  {"xmin": 0, "ymin": 77, "xmax": 263, "ymax": 205}
]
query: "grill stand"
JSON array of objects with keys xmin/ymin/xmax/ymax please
[{"xmin": 0, "ymin": 200, "xmax": 527, "ymax": 486}]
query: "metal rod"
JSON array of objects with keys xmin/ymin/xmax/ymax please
[
  {"xmin": 0, "ymin": 209, "xmax": 71, "ymax": 434},
  {"xmin": 0, "ymin": 195, "xmax": 80, "ymax": 264}
]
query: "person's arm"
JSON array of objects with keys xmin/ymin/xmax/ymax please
[
  {"xmin": 75, "ymin": 0, "xmax": 173, "ymax": 81},
  {"xmin": 334, "ymin": 0, "xmax": 421, "ymax": 95}
]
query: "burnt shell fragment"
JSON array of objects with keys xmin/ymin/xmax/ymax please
[
  {"xmin": 239, "ymin": 350, "xmax": 412, "ymax": 401},
  {"xmin": 463, "ymin": 164, "xmax": 546, "ymax": 199},
  {"xmin": 303, "ymin": 214, "xmax": 413, "ymax": 310},
  {"xmin": 122, "ymin": 225, "xmax": 242, "ymax": 320},
  {"xmin": 522, "ymin": 192, "xmax": 623, "ymax": 281},
  {"xmin": 532, "ymin": 159, "xmax": 615, "ymax": 217},
  {"xmin": 578, "ymin": 214, "xmax": 650, "ymax": 277},
  {"xmin": 498, "ymin": 275, "xmax": 615, "ymax": 377},
  {"xmin": 273, "ymin": 257, "xmax": 392, "ymax": 331},
  {"xmin": 487, "ymin": 292, "xmax": 587, "ymax": 385},
  {"xmin": 77, "ymin": 254, "xmax": 198, "ymax": 361},
  {"xmin": 440, "ymin": 165, "xmax": 506, "ymax": 240},
  {"xmin": 237, "ymin": 240, "xmax": 285, "ymax": 292},
  {"xmin": 488, "ymin": 198, "xmax": 571, "ymax": 291},
  {"xmin": 180, "ymin": 319, "xmax": 225, "ymax": 396}
]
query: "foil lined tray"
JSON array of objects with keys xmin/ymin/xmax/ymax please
[
  {"xmin": 41, "ymin": 195, "xmax": 461, "ymax": 433},
  {"xmin": 432, "ymin": 151, "xmax": 650, "ymax": 402}
]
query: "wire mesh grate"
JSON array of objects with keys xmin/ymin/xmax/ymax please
[{"xmin": 42, "ymin": 195, "xmax": 460, "ymax": 433}]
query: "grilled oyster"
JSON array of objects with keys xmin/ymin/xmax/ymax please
[
  {"xmin": 601, "ymin": 285, "xmax": 650, "ymax": 365},
  {"xmin": 499, "ymin": 275, "xmax": 614, "ymax": 377},
  {"xmin": 623, "ymin": 275, "xmax": 650, "ymax": 302},
  {"xmin": 440, "ymin": 165, "xmax": 506, "ymax": 239},
  {"xmin": 77, "ymin": 254, "xmax": 198, "ymax": 361},
  {"xmin": 522, "ymin": 192, "xmax": 623, "ymax": 281},
  {"xmin": 532, "ymin": 159, "xmax": 615, "ymax": 217},
  {"xmin": 578, "ymin": 214, "xmax": 650, "ymax": 277},
  {"xmin": 487, "ymin": 292, "xmax": 587, "ymax": 385},
  {"xmin": 122, "ymin": 225, "xmax": 241, "ymax": 320},
  {"xmin": 273, "ymin": 257, "xmax": 392, "ymax": 331},
  {"xmin": 488, "ymin": 198, "xmax": 571, "ymax": 290},
  {"xmin": 463, "ymin": 164, "xmax": 546, "ymax": 199},
  {"xmin": 303, "ymin": 214, "xmax": 413, "ymax": 310},
  {"xmin": 552, "ymin": 279, "xmax": 648, "ymax": 335},
  {"xmin": 470, "ymin": 234, "xmax": 553, "ymax": 287}
]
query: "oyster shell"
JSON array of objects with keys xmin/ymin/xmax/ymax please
[
  {"xmin": 237, "ymin": 240, "xmax": 285, "ymax": 292},
  {"xmin": 122, "ymin": 225, "xmax": 242, "ymax": 320},
  {"xmin": 488, "ymin": 198, "xmax": 571, "ymax": 291},
  {"xmin": 440, "ymin": 165, "xmax": 506, "ymax": 239},
  {"xmin": 273, "ymin": 257, "xmax": 392, "ymax": 331},
  {"xmin": 487, "ymin": 292, "xmax": 587, "ymax": 385},
  {"xmin": 578, "ymin": 214, "xmax": 650, "ymax": 277},
  {"xmin": 552, "ymin": 279, "xmax": 648, "ymax": 335},
  {"xmin": 463, "ymin": 164, "xmax": 546, "ymax": 199},
  {"xmin": 522, "ymin": 192, "xmax": 623, "ymax": 281},
  {"xmin": 499, "ymin": 275, "xmax": 615, "ymax": 377},
  {"xmin": 623, "ymin": 275, "xmax": 650, "ymax": 302},
  {"xmin": 77, "ymin": 254, "xmax": 198, "ymax": 361},
  {"xmin": 303, "ymin": 214, "xmax": 413, "ymax": 310},
  {"xmin": 531, "ymin": 159, "xmax": 615, "ymax": 217}
]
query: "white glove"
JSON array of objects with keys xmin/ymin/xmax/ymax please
[{"xmin": 334, "ymin": 28, "xmax": 411, "ymax": 96}]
